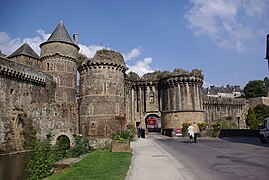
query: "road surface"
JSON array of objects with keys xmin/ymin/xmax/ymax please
[{"xmin": 151, "ymin": 135, "xmax": 269, "ymax": 180}]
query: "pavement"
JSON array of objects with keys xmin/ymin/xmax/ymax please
[{"xmin": 126, "ymin": 135, "xmax": 198, "ymax": 180}]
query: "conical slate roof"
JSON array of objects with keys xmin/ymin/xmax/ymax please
[
  {"xmin": 40, "ymin": 21, "xmax": 79, "ymax": 49},
  {"xmin": 8, "ymin": 43, "xmax": 40, "ymax": 59}
]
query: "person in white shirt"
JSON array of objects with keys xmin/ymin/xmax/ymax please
[{"xmin": 187, "ymin": 124, "xmax": 194, "ymax": 143}]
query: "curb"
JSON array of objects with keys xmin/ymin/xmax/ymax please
[{"xmin": 125, "ymin": 141, "xmax": 135, "ymax": 180}]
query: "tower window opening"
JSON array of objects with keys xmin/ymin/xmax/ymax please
[{"xmin": 150, "ymin": 96, "xmax": 154, "ymax": 103}]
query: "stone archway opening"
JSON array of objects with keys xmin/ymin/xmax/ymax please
[
  {"xmin": 145, "ymin": 114, "xmax": 161, "ymax": 132},
  {"xmin": 56, "ymin": 135, "xmax": 70, "ymax": 150}
]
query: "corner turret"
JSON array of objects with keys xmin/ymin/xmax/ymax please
[{"xmin": 40, "ymin": 21, "xmax": 79, "ymax": 102}]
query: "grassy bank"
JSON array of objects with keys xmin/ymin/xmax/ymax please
[{"xmin": 46, "ymin": 151, "xmax": 132, "ymax": 180}]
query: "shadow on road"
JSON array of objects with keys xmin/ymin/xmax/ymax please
[{"xmin": 220, "ymin": 137, "xmax": 269, "ymax": 147}]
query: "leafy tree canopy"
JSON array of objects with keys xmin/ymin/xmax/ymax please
[
  {"xmin": 253, "ymin": 104, "xmax": 269, "ymax": 126},
  {"xmin": 243, "ymin": 80, "xmax": 267, "ymax": 98}
]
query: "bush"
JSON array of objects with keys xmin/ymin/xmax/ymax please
[
  {"xmin": 113, "ymin": 129, "xmax": 134, "ymax": 142},
  {"xmin": 197, "ymin": 122, "xmax": 207, "ymax": 131},
  {"xmin": 26, "ymin": 133, "xmax": 90, "ymax": 179},
  {"xmin": 182, "ymin": 122, "xmax": 191, "ymax": 137},
  {"xmin": 27, "ymin": 136, "xmax": 53, "ymax": 180},
  {"xmin": 246, "ymin": 107, "xmax": 258, "ymax": 129},
  {"xmin": 211, "ymin": 122, "xmax": 221, "ymax": 132},
  {"xmin": 66, "ymin": 135, "xmax": 89, "ymax": 157}
]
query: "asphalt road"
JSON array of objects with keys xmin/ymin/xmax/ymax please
[{"xmin": 151, "ymin": 135, "xmax": 269, "ymax": 180}]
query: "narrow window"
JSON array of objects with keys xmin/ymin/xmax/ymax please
[
  {"xmin": 89, "ymin": 103, "xmax": 93, "ymax": 115},
  {"xmin": 105, "ymin": 125, "xmax": 108, "ymax": 135},
  {"xmin": 116, "ymin": 103, "xmax": 119, "ymax": 114},
  {"xmin": 150, "ymin": 96, "xmax": 154, "ymax": 103},
  {"xmin": 103, "ymin": 82, "xmax": 105, "ymax": 94},
  {"xmin": 63, "ymin": 92, "xmax": 67, "ymax": 102},
  {"xmin": 47, "ymin": 63, "xmax": 49, "ymax": 71}
]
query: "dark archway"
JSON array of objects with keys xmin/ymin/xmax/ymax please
[
  {"xmin": 56, "ymin": 135, "xmax": 70, "ymax": 150},
  {"xmin": 145, "ymin": 114, "xmax": 161, "ymax": 132}
]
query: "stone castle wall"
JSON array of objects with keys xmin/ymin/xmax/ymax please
[
  {"xmin": 0, "ymin": 41, "xmax": 78, "ymax": 152},
  {"xmin": 0, "ymin": 56, "xmax": 53, "ymax": 152},
  {"xmin": 9, "ymin": 55, "xmax": 41, "ymax": 70},
  {"xmin": 203, "ymin": 96, "xmax": 248, "ymax": 128}
]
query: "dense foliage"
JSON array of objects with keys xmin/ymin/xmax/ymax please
[
  {"xmin": 245, "ymin": 105, "xmax": 269, "ymax": 129},
  {"xmin": 197, "ymin": 122, "xmax": 208, "ymax": 131},
  {"xmin": 245, "ymin": 107, "xmax": 257, "ymax": 129},
  {"xmin": 27, "ymin": 134, "xmax": 54, "ymax": 180},
  {"xmin": 26, "ymin": 134, "xmax": 89, "ymax": 179},
  {"xmin": 113, "ymin": 129, "xmax": 134, "ymax": 142},
  {"xmin": 182, "ymin": 122, "xmax": 190, "ymax": 137},
  {"xmin": 244, "ymin": 80, "xmax": 267, "ymax": 98}
]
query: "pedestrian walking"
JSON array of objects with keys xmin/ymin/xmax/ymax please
[
  {"xmin": 137, "ymin": 124, "xmax": 142, "ymax": 138},
  {"xmin": 192, "ymin": 122, "xmax": 200, "ymax": 143},
  {"xmin": 187, "ymin": 124, "xmax": 194, "ymax": 143}
]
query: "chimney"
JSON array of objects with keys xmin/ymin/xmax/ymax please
[
  {"xmin": 73, "ymin": 33, "xmax": 78, "ymax": 44},
  {"xmin": 264, "ymin": 34, "xmax": 269, "ymax": 60}
]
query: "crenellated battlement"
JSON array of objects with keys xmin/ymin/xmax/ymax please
[
  {"xmin": 159, "ymin": 75, "xmax": 203, "ymax": 89},
  {"xmin": 79, "ymin": 61, "xmax": 126, "ymax": 74},
  {"xmin": 0, "ymin": 56, "xmax": 49, "ymax": 85},
  {"xmin": 79, "ymin": 49, "xmax": 127, "ymax": 74},
  {"xmin": 41, "ymin": 53, "xmax": 77, "ymax": 63}
]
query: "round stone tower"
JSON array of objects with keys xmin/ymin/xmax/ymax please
[
  {"xmin": 159, "ymin": 69, "xmax": 204, "ymax": 129},
  {"xmin": 79, "ymin": 49, "xmax": 127, "ymax": 140},
  {"xmin": 40, "ymin": 21, "xmax": 79, "ymax": 102}
]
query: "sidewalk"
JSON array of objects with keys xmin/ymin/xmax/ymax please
[{"xmin": 126, "ymin": 135, "xmax": 198, "ymax": 180}]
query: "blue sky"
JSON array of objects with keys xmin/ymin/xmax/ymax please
[{"xmin": 1, "ymin": 0, "xmax": 269, "ymax": 88}]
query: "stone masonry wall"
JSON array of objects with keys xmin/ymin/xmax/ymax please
[
  {"xmin": 0, "ymin": 56, "xmax": 78, "ymax": 153},
  {"xmin": 9, "ymin": 55, "xmax": 41, "ymax": 70},
  {"xmin": 203, "ymin": 96, "xmax": 248, "ymax": 128},
  {"xmin": 79, "ymin": 50, "xmax": 126, "ymax": 140}
]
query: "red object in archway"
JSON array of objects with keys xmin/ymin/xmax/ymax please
[{"xmin": 147, "ymin": 117, "xmax": 156, "ymax": 125}]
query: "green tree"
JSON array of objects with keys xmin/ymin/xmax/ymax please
[
  {"xmin": 245, "ymin": 107, "xmax": 258, "ymax": 129},
  {"xmin": 244, "ymin": 80, "xmax": 267, "ymax": 98},
  {"xmin": 253, "ymin": 104, "xmax": 269, "ymax": 126},
  {"xmin": 27, "ymin": 135, "xmax": 53, "ymax": 180}
]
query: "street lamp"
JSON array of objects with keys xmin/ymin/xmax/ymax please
[{"xmin": 237, "ymin": 116, "xmax": 240, "ymax": 129}]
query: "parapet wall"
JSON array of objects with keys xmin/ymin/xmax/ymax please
[{"xmin": 0, "ymin": 56, "xmax": 49, "ymax": 85}]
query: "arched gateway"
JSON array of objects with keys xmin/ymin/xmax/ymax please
[{"xmin": 145, "ymin": 114, "xmax": 161, "ymax": 132}]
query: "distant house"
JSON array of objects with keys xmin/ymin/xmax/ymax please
[{"xmin": 202, "ymin": 85, "xmax": 244, "ymax": 98}]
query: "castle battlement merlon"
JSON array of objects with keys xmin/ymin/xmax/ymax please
[
  {"xmin": 79, "ymin": 61, "xmax": 126, "ymax": 73},
  {"xmin": 0, "ymin": 56, "xmax": 50, "ymax": 85},
  {"xmin": 41, "ymin": 53, "xmax": 77, "ymax": 63},
  {"xmin": 159, "ymin": 75, "xmax": 203, "ymax": 89}
]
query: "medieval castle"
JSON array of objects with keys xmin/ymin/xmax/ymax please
[{"xmin": 0, "ymin": 22, "xmax": 250, "ymax": 153}]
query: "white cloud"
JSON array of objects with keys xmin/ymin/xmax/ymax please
[
  {"xmin": 124, "ymin": 47, "xmax": 142, "ymax": 61},
  {"xmin": 0, "ymin": 30, "xmax": 50, "ymax": 56},
  {"xmin": 184, "ymin": 0, "xmax": 269, "ymax": 53},
  {"xmin": 203, "ymin": 80, "xmax": 214, "ymax": 88},
  {"xmin": 0, "ymin": 30, "xmax": 155, "ymax": 77},
  {"xmin": 78, "ymin": 44, "xmax": 106, "ymax": 58},
  {"xmin": 127, "ymin": 57, "xmax": 154, "ymax": 76}
]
